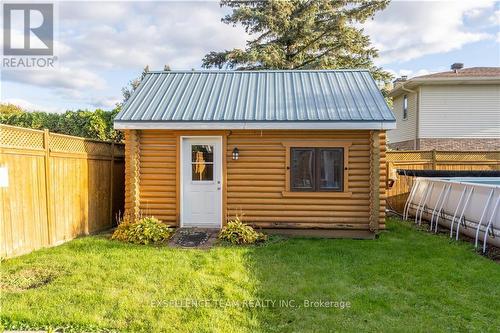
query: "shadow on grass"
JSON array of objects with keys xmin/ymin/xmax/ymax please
[
  {"xmin": 1, "ymin": 219, "xmax": 500, "ymax": 332},
  {"xmin": 242, "ymin": 219, "xmax": 500, "ymax": 332}
]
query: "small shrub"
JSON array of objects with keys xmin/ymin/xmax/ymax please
[
  {"xmin": 112, "ymin": 216, "xmax": 172, "ymax": 245},
  {"xmin": 110, "ymin": 213, "xmax": 134, "ymax": 242},
  {"xmin": 218, "ymin": 216, "xmax": 267, "ymax": 245}
]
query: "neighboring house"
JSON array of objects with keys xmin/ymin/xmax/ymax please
[
  {"xmin": 114, "ymin": 70, "xmax": 396, "ymax": 238},
  {"xmin": 388, "ymin": 66, "xmax": 500, "ymax": 151}
]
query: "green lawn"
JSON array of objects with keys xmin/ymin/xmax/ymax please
[{"xmin": 1, "ymin": 218, "xmax": 499, "ymax": 332}]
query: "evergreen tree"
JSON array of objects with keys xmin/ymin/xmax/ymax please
[{"xmin": 202, "ymin": 0, "xmax": 391, "ymax": 82}]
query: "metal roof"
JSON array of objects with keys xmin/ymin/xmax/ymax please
[{"xmin": 114, "ymin": 70, "xmax": 395, "ymax": 129}]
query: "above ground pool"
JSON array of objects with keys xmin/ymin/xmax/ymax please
[{"xmin": 404, "ymin": 177, "xmax": 500, "ymax": 251}]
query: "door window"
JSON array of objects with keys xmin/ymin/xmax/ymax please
[{"xmin": 191, "ymin": 145, "xmax": 214, "ymax": 181}]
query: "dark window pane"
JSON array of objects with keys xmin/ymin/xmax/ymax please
[
  {"xmin": 192, "ymin": 163, "xmax": 213, "ymax": 181},
  {"xmin": 319, "ymin": 149, "xmax": 343, "ymax": 191},
  {"xmin": 403, "ymin": 95, "xmax": 408, "ymax": 119},
  {"xmin": 291, "ymin": 149, "xmax": 314, "ymax": 190},
  {"xmin": 191, "ymin": 145, "xmax": 213, "ymax": 163}
]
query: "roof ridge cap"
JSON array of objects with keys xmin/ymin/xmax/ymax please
[{"xmin": 146, "ymin": 69, "xmax": 371, "ymax": 74}]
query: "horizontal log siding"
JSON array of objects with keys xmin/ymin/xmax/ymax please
[
  {"xmin": 137, "ymin": 130, "xmax": 177, "ymax": 224},
  {"xmin": 379, "ymin": 131, "xmax": 387, "ymax": 229},
  {"xmin": 123, "ymin": 129, "xmax": 386, "ymax": 232},
  {"xmin": 123, "ymin": 131, "xmax": 135, "ymax": 216},
  {"xmin": 226, "ymin": 130, "xmax": 373, "ymax": 230}
]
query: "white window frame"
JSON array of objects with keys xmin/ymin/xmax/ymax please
[{"xmin": 403, "ymin": 94, "xmax": 408, "ymax": 120}]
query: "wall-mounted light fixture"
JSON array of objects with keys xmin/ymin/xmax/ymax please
[{"xmin": 232, "ymin": 147, "xmax": 239, "ymax": 160}]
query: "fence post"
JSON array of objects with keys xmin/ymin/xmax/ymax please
[
  {"xmin": 109, "ymin": 142, "xmax": 115, "ymax": 227},
  {"xmin": 432, "ymin": 149, "xmax": 437, "ymax": 170},
  {"xmin": 43, "ymin": 129, "xmax": 53, "ymax": 245}
]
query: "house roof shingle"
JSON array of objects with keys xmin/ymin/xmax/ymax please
[
  {"xmin": 413, "ymin": 67, "xmax": 500, "ymax": 79},
  {"xmin": 389, "ymin": 67, "xmax": 500, "ymax": 97}
]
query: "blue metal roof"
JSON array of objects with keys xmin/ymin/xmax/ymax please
[{"xmin": 114, "ymin": 70, "xmax": 395, "ymax": 127}]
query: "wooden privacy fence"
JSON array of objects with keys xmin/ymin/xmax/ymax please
[
  {"xmin": 0, "ymin": 124, "xmax": 125, "ymax": 258},
  {"xmin": 386, "ymin": 150, "xmax": 500, "ymax": 212}
]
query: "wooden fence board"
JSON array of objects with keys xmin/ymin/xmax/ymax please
[
  {"xmin": 386, "ymin": 150, "xmax": 500, "ymax": 212},
  {"xmin": 0, "ymin": 124, "xmax": 124, "ymax": 258}
]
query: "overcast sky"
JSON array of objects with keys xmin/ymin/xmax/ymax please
[{"xmin": 1, "ymin": 0, "xmax": 499, "ymax": 112}]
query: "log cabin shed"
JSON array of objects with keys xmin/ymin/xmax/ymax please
[{"xmin": 114, "ymin": 70, "xmax": 396, "ymax": 238}]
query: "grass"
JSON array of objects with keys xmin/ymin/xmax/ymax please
[{"xmin": 1, "ymin": 217, "xmax": 499, "ymax": 332}]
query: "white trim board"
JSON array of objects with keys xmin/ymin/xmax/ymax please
[{"xmin": 114, "ymin": 121, "xmax": 396, "ymax": 130}]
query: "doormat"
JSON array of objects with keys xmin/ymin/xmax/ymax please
[{"xmin": 175, "ymin": 230, "xmax": 210, "ymax": 247}]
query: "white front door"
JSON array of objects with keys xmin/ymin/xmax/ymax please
[{"xmin": 181, "ymin": 137, "xmax": 222, "ymax": 228}]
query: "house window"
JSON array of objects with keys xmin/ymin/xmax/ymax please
[
  {"xmin": 290, "ymin": 148, "xmax": 344, "ymax": 192},
  {"xmin": 403, "ymin": 94, "xmax": 408, "ymax": 120}
]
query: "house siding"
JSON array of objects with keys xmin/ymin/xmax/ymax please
[
  {"xmin": 137, "ymin": 131, "xmax": 178, "ymax": 223},
  {"xmin": 387, "ymin": 91, "xmax": 418, "ymax": 147},
  {"xmin": 419, "ymin": 84, "xmax": 500, "ymax": 139},
  {"xmin": 122, "ymin": 129, "xmax": 387, "ymax": 235},
  {"xmin": 418, "ymin": 138, "xmax": 500, "ymax": 151},
  {"xmin": 226, "ymin": 130, "xmax": 386, "ymax": 230}
]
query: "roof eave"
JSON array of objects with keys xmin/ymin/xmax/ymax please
[
  {"xmin": 114, "ymin": 120, "xmax": 397, "ymax": 130},
  {"xmin": 389, "ymin": 76, "xmax": 500, "ymax": 97}
]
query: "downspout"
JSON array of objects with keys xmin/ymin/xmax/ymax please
[{"xmin": 399, "ymin": 84, "xmax": 419, "ymax": 150}]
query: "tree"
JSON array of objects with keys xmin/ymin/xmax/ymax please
[
  {"xmin": 202, "ymin": 0, "xmax": 392, "ymax": 82},
  {"xmin": 0, "ymin": 104, "xmax": 123, "ymax": 142},
  {"xmin": 121, "ymin": 64, "xmax": 172, "ymax": 104},
  {"xmin": 0, "ymin": 103, "xmax": 23, "ymax": 115},
  {"xmin": 121, "ymin": 65, "xmax": 150, "ymax": 103}
]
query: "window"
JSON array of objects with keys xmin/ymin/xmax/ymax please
[
  {"xmin": 191, "ymin": 145, "xmax": 214, "ymax": 181},
  {"xmin": 403, "ymin": 94, "xmax": 408, "ymax": 120},
  {"xmin": 290, "ymin": 147, "xmax": 344, "ymax": 192}
]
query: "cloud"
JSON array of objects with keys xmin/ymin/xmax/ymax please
[
  {"xmin": 88, "ymin": 95, "xmax": 120, "ymax": 109},
  {"xmin": 3, "ymin": 66, "xmax": 107, "ymax": 91},
  {"xmin": 57, "ymin": 1, "xmax": 248, "ymax": 70},
  {"xmin": 490, "ymin": 9, "xmax": 500, "ymax": 26},
  {"xmin": 386, "ymin": 68, "xmax": 433, "ymax": 80},
  {"xmin": 3, "ymin": 1, "xmax": 248, "ymax": 109},
  {"xmin": 365, "ymin": 0, "xmax": 497, "ymax": 64}
]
